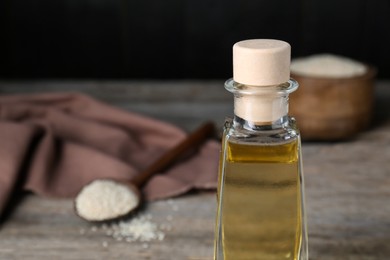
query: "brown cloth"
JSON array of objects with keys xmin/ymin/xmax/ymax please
[{"xmin": 0, "ymin": 93, "xmax": 219, "ymax": 217}]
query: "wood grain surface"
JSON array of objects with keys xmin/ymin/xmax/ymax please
[{"xmin": 0, "ymin": 81, "xmax": 390, "ymax": 259}]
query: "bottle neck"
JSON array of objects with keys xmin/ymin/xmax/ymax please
[
  {"xmin": 234, "ymin": 94, "xmax": 289, "ymax": 124},
  {"xmin": 225, "ymin": 78, "xmax": 298, "ymax": 127},
  {"xmin": 233, "ymin": 115, "xmax": 290, "ymax": 131}
]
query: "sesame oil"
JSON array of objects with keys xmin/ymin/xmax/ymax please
[{"xmin": 216, "ymin": 133, "xmax": 303, "ymax": 259}]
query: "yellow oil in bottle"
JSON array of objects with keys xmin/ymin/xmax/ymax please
[{"xmin": 217, "ymin": 138, "xmax": 302, "ymax": 259}]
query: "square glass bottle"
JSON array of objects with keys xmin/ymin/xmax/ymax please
[{"xmin": 214, "ymin": 40, "xmax": 308, "ymax": 260}]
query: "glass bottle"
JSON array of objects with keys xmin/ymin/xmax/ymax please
[{"xmin": 214, "ymin": 39, "xmax": 308, "ymax": 260}]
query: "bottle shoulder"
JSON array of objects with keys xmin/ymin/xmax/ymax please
[{"xmin": 222, "ymin": 117, "xmax": 301, "ymax": 163}]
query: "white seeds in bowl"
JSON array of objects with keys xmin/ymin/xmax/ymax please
[
  {"xmin": 75, "ymin": 180, "xmax": 139, "ymax": 221},
  {"xmin": 291, "ymin": 54, "xmax": 367, "ymax": 78}
]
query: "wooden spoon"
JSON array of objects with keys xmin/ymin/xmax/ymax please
[{"xmin": 74, "ymin": 122, "xmax": 215, "ymax": 222}]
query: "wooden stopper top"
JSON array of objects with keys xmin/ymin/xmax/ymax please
[{"xmin": 233, "ymin": 39, "xmax": 291, "ymax": 86}]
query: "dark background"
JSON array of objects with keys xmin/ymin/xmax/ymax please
[{"xmin": 1, "ymin": 0, "xmax": 390, "ymax": 79}]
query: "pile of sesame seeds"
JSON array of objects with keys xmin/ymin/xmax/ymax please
[
  {"xmin": 79, "ymin": 199, "xmax": 179, "ymax": 249},
  {"xmin": 108, "ymin": 214, "xmax": 165, "ymax": 243},
  {"xmin": 75, "ymin": 180, "xmax": 139, "ymax": 222}
]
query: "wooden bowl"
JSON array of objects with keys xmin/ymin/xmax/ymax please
[{"xmin": 290, "ymin": 66, "xmax": 377, "ymax": 140}]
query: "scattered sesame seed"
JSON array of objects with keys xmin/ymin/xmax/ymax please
[
  {"xmin": 166, "ymin": 225, "xmax": 172, "ymax": 231},
  {"xmin": 158, "ymin": 233, "xmax": 165, "ymax": 241},
  {"xmin": 77, "ymin": 197, "xmax": 184, "ymax": 246},
  {"xmin": 100, "ymin": 214, "xmax": 167, "ymax": 243}
]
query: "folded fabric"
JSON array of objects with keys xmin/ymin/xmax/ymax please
[{"xmin": 0, "ymin": 93, "xmax": 219, "ymax": 218}]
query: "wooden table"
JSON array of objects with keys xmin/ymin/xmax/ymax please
[{"xmin": 0, "ymin": 81, "xmax": 389, "ymax": 260}]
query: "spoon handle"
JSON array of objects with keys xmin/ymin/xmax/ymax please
[{"xmin": 131, "ymin": 122, "xmax": 215, "ymax": 187}]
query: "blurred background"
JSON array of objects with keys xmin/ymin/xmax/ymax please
[{"xmin": 1, "ymin": 0, "xmax": 390, "ymax": 80}]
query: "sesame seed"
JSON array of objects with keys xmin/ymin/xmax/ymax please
[
  {"xmin": 75, "ymin": 180, "xmax": 139, "ymax": 222},
  {"xmin": 103, "ymin": 214, "xmax": 166, "ymax": 243}
]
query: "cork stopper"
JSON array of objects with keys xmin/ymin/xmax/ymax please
[
  {"xmin": 233, "ymin": 39, "xmax": 291, "ymax": 86},
  {"xmin": 234, "ymin": 94, "xmax": 288, "ymax": 123},
  {"xmin": 231, "ymin": 39, "xmax": 293, "ymax": 123}
]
